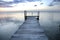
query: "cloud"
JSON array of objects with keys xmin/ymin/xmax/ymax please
[
  {"xmin": 0, "ymin": 0, "xmax": 60, "ymax": 11},
  {"xmin": 2, "ymin": 0, "xmax": 13, "ymax": 2}
]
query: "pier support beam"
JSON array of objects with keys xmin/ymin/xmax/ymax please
[
  {"xmin": 37, "ymin": 11, "xmax": 40, "ymax": 20},
  {"xmin": 24, "ymin": 11, "xmax": 40, "ymax": 20},
  {"xmin": 24, "ymin": 11, "xmax": 27, "ymax": 20}
]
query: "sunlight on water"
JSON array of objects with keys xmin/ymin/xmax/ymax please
[{"xmin": 0, "ymin": 12, "xmax": 24, "ymax": 21}]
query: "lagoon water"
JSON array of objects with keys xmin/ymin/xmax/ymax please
[{"xmin": 0, "ymin": 11, "xmax": 60, "ymax": 40}]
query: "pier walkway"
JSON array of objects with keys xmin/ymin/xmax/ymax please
[{"xmin": 10, "ymin": 16, "xmax": 48, "ymax": 40}]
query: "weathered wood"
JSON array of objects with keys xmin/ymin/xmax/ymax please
[
  {"xmin": 24, "ymin": 11, "xmax": 39, "ymax": 20},
  {"xmin": 10, "ymin": 16, "xmax": 48, "ymax": 40},
  {"xmin": 24, "ymin": 11, "xmax": 27, "ymax": 20}
]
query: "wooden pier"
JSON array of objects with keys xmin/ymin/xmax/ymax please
[{"xmin": 10, "ymin": 11, "xmax": 48, "ymax": 40}]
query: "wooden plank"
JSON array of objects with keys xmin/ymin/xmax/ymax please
[{"xmin": 10, "ymin": 16, "xmax": 48, "ymax": 40}]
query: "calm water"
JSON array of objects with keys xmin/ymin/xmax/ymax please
[{"xmin": 0, "ymin": 11, "xmax": 60, "ymax": 40}]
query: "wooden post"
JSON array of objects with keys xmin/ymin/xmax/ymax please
[
  {"xmin": 37, "ymin": 11, "xmax": 39, "ymax": 20},
  {"xmin": 24, "ymin": 11, "xmax": 27, "ymax": 20}
]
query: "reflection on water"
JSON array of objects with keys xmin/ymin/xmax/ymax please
[
  {"xmin": 0, "ymin": 12, "xmax": 24, "ymax": 40},
  {"xmin": 39, "ymin": 12, "xmax": 60, "ymax": 40},
  {"xmin": 0, "ymin": 11, "xmax": 60, "ymax": 40}
]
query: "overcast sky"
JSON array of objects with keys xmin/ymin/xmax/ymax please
[{"xmin": 0, "ymin": 0, "xmax": 60, "ymax": 11}]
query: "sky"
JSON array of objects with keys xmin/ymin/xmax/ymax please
[{"xmin": 0, "ymin": 0, "xmax": 60, "ymax": 11}]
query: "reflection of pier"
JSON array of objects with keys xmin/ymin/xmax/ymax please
[{"xmin": 10, "ymin": 11, "xmax": 48, "ymax": 40}]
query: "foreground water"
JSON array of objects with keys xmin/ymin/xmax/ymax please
[{"xmin": 0, "ymin": 11, "xmax": 60, "ymax": 40}]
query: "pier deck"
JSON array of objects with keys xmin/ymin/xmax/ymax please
[{"xmin": 10, "ymin": 16, "xmax": 48, "ymax": 40}]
